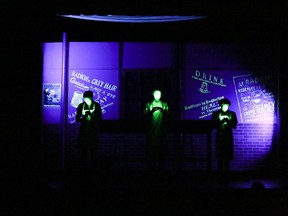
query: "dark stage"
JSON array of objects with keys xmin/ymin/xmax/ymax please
[
  {"xmin": 3, "ymin": 1, "xmax": 288, "ymax": 215},
  {"xmin": 5, "ymin": 169, "xmax": 288, "ymax": 215}
]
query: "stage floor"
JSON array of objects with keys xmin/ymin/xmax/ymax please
[
  {"xmin": 49, "ymin": 170, "xmax": 288, "ymax": 189},
  {"xmin": 6, "ymin": 170, "xmax": 288, "ymax": 215}
]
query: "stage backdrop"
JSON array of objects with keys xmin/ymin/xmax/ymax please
[{"xmin": 42, "ymin": 42, "xmax": 278, "ymax": 124}]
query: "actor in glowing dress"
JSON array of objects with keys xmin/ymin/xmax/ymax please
[{"xmin": 144, "ymin": 89, "xmax": 169, "ymax": 170}]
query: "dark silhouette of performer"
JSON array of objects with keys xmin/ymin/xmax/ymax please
[
  {"xmin": 144, "ymin": 89, "xmax": 169, "ymax": 171},
  {"xmin": 76, "ymin": 90, "xmax": 102, "ymax": 170},
  {"xmin": 211, "ymin": 98, "xmax": 238, "ymax": 174}
]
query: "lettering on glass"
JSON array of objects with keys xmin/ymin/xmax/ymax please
[
  {"xmin": 68, "ymin": 70, "xmax": 118, "ymax": 123},
  {"xmin": 233, "ymin": 74, "xmax": 276, "ymax": 123}
]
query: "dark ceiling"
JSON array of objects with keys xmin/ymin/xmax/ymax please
[{"xmin": 3, "ymin": 1, "xmax": 288, "ymax": 42}]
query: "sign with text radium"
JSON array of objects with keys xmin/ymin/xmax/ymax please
[
  {"xmin": 68, "ymin": 69, "xmax": 119, "ymax": 123},
  {"xmin": 181, "ymin": 69, "xmax": 277, "ymax": 123}
]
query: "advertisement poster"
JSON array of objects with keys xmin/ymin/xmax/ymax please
[
  {"xmin": 181, "ymin": 69, "xmax": 241, "ymax": 121},
  {"xmin": 43, "ymin": 83, "xmax": 61, "ymax": 107},
  {"xmin": 233, "ymin": 74, "xmax": 276, "ymax": 123},
  {"xmin": 181, "ymin": 69, "xmax": 277, "ymax": 123},
  {"xmin": 67, "ymin": 69, "xmax": 119, "ymax": 123}
]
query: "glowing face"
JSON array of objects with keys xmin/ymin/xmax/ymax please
[
  {"xmin": 221, "ymin": 104, "xmax": 229, "ymax": 112},
  {"xmin": 84, "ymin": 97, "xmax": 92, "ymax": 106},
  {"xmin": 153, "ymin": 90, "xmax": 161, "ymax": 101}
]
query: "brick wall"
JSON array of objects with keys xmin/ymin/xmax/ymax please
[
  {"xmin": 231, "ymin": 123, "xmax": 278, "ymax": 171},
  {"xmin": 41, "ymin": 123, "xmax": 279, "ymax": 172}
]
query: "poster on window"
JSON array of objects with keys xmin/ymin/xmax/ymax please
[
  {"xmin": 181, "ymin": 69, "xmax": 242, "ymax": 121},
  {"xmin": 43, "ymin": 83, "xmax": 61, "ymax": 107},
  {"xmin": 181, "ymin": 69, "xmax": 277, "ymax": 123},
  {"xmin": 233, "ymin": 74, "xmax": 276, "ymax": 123},
  {"xmin": 67, "ymin": 69, "xmax": 119, "ymax": 123}
]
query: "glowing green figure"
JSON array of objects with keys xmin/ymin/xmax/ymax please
[{"xmin": 144, "ymin": 89, "xmax": 169, "ymax": 170}]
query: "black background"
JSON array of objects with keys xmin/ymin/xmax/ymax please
[{"xmin": 2, "ymin": 2, "xmax": 288, "ymax": 214}]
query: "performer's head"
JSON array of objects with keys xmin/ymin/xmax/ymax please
[
  {"xmin": 152, "ymin": 89, "xmax": 162, "ymax": 102},
  {"xmin": 218, "ymin": 98, "xmax": 231, "ymax": 112},
  {"xmin": 83, "ymin": 90, "xmax": 94, "ymax": 106}
]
